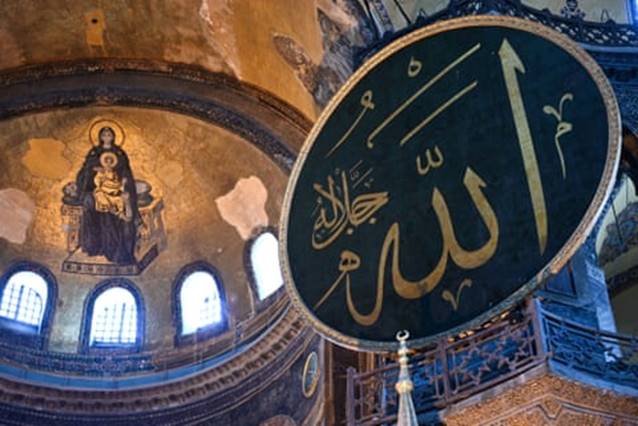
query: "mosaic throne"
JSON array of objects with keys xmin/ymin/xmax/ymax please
[{"xmin": 60, "ymin": 180, "xmax": 167, "ymax": 276}]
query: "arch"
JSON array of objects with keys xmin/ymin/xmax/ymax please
[
  {"xmin": 248, "ymin": 230, "xmax": 285, "ymax": 303},
  {"xmin": 0, "ymin": 60, "xmax": 303, "ymax": 173},
  {"xmin": 173, "ymin": 262, "xmax": 228, "ymax": 345},
  {"xmin": 81, "ymin": 279, "xmax": 144, "ymax": 352},
  {"xmin": 0, "ymin": 262, "xmax": 57, "ymax": 348}
]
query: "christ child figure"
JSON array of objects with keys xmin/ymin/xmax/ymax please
[{"xmin": 93, "ymin": 151, "xmax": 132, "ymax": 221}]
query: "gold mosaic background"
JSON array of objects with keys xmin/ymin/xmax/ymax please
[
  {"xmin": 0, "ymin": 106, "xmax": 288, "ymax": 352},
  {"xmin": 0, "ymin": 0, "xmax": 362, "ymax": 120}
]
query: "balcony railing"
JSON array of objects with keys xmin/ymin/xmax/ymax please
[
  {"xmin": 345, "ymin": 300, "xmax": 638, "ymax": 425},
  {"xmin": 544, "ymin": 306, "xmax": 638, "ymax": 388},
  {"xmin": 358, "ymin": 0, "xmax": 638, "ymax": 61}
]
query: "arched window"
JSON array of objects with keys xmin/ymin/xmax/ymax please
[
  {"xmin": 250, "ymin": 232, "xmax": 284, "ymax": 301},
  {"xmin": 0, "ymin": 263, "xmax": 57, "ymax": 348},
  {"xmin": 179, "ymin": 271, "xmax": 223, "ymax": 335},
  {"xmin": 0, "ymin": 271, "xmax": 48, "ymax": 328},
  {"xmin": 173, "ymin": 262, "xmax": 228, "ymax": 344},
  {"xmin": 90, "ymin": 287, "xmax": 137, "ymax": 346},
  {"xmin": 82, "ymin": 280, "xmax": 143, "ymax": 351}
]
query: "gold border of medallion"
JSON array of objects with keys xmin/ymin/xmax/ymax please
[{"xmin": 280, "ymin": 15, "xmax": 621, "ymax": 352}]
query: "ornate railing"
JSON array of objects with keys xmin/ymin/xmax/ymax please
[
  {"xmin": 345, "ymin": 300, "xmax": 638, "ymax": 425},
  {"xmin": 355, "ymin": 1, "xmax": 638, "ymax": 139},
  {"xmin": 544, "ymin": 308, "xmax": 638, "ymax": 388},
  {"xmin": 358, "ymin": 0, "xmax": 638, "ymax": 62}
]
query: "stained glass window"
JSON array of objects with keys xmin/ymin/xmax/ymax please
[
  {"xmin": 0, "ymin": 271, "xmax": 48, "ymax": 329},
  {"xmin": 251, "ymin": 232, "xmax": 284, "ymax": 300}
]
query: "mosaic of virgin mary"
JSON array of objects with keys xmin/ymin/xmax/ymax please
[
  {"xmin": 75, "ymin": 126, "xmax": 140, "ymax": 264},
  {"xmin": 61, "ymin": 119, "xmax": 166, "ymax": 276}
]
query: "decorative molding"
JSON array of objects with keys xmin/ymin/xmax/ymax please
[
  {"xmin": 0, "ymin": 59, "xmax": 310, "ymax": 171},
  {"xmin": 0, "ymin": 307, "xmax": 313, "ymax": 420},
  {"xmin": 0, "ymin": 58, "xmax": 311, "ymax": 131},
  {"xmin": 443, "ymin": 374, "xmax": 638, "ymax": 425},
  {"xmin": 357, "ymin": 0, "xmax": 638, "ymax": 65}
]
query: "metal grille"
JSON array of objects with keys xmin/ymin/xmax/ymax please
[
  {"xmin": 0, "ymin": 273, "xmax": 46, "ymax": 327},
  {"xmin": 90, "ymin": 288, "xmax": 137, "ymax": 345},
  {"xmin": 180, "ymin": 271, "xmax": 223, "ymax": 335},
  {"xmin": 199, "ymin": 296, "xmax": 217, "ymax": 327}
]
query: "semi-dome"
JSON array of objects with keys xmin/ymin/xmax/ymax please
[{"xmin": 0, "ymin": 1, "xmax": 372, "ymax": 423}]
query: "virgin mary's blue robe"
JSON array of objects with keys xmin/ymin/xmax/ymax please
[{"xmin": 75, "ymin": 144, "xmax": 140, "ymax": 265}]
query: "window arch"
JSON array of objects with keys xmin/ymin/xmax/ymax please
[
  {"xmin": 173, "ymin": 262, "xmax": 228, "ymax": 344},
  {"xmin": 0, "ymin": 262, "xmax": 57, "ymax": 348},
  {"xmin": 249, "ymin": 231, "xmax": 284, "ymax": 301},
  {"xmin": 82, "ymin": 279, "xmax": 143, "ymax": 352}
]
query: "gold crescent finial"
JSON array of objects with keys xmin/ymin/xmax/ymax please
[{"xmin": 396, "ymin": 330, "xmax": 410, "ymax": 343}]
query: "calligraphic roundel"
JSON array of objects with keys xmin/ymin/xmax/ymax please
[{"xmin": 280, "ymin": 16, "xmax": 620, "ymax": 351}]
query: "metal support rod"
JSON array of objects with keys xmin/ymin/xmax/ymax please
[
  {"xmin": 529, "ymin": 297, "xmax": 549, "ymax": 358},
  {"xmin": 392, "ymin": 0, "xmax": 412, "ymax": 25},
  {"xmin": 611, "ymin": 199, "xmax": 625, "ymax": 245},
  {"xmin": 346, "ymin": 367, "xmax": 356, "ymax": 426}
]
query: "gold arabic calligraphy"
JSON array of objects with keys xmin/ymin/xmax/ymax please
[
  {"xmin": 367, "ymin": 43, "xmax": 481, "ymax": 150},
  {"xmin": 309, "ymin": 39, "xmax": 565, "ymax": 326},
  {"xmin": 543, "ymin": 93, "xmax": 574, "ymax": 179},
  {"xmin": 312, "ymin": 171, "xmax": 389, "ymax": 250},
  {"xmin": 314, "ymin": 167, "xmax": 499, "ymax": 326},
  {"xmin": 500, "ymin": 39, "xmax": 548, "ymax": 256},
  {"xmin": 416, "ymin": 146, "xmax": 444, "ymax": 176},
  {"xmin": 442, "ymin": 278, "xmax": 473, "ymax": 312}
]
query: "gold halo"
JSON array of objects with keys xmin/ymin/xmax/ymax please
[
  {"xmin": 89, "ymin": 119, "xmax": 126, "ymax": 147},
  {"xmin": 99, "ymin": 152, "xmax": 118, "ymax": 168}
]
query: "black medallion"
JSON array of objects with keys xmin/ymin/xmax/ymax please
[{"xmin": 281, "ymin": 17, "xmax": 620, "ymax": 351}]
